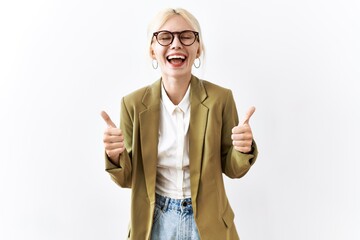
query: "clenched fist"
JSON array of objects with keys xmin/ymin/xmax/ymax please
[
  {"xmin": 101, "ymin": 111, "xmax": 125, "ymax": 165},
  {"xmin": 231, "ymin": 106, "xmax": 256, "ymax": 153}
]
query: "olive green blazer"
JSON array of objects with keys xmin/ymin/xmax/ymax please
[{"xmin": 105, "ymin": 75, "xmax": 258, "ymax": 239}]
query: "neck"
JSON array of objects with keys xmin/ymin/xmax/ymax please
[{"xmin": 162, "ymin": 74, "xmax": 191, "ymax": 105}]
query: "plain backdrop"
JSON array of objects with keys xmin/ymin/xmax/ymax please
[{"xmin": 1, "ymin": 0, "xmax": 359, "ymax": 239}]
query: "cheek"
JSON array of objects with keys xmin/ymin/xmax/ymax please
[
  {"xmin": 189, "ymin": 50, "xmax": 200, "ymax": 61},
  {"xmin": 189, "ymin": 45, "xmax": 200, "ymax": 59},
  {"xmin": 152, "ymin": 46, "xmax": 167, "ymax": 60}
]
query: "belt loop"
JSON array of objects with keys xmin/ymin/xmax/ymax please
[{"xmin": 162, "ymin": 196, "xmax": 170, "ymax": 212}]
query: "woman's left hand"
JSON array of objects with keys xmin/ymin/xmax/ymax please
[{"xmin": 231, "ymin": 106, "xmax": 256, "ymax": 153}]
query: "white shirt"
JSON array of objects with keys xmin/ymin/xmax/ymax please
[{"xmin": 156, "ymin": 83, "xmax": 191, "ymax": 199}]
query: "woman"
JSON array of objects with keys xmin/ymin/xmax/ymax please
[{"xmin": 101, "ymin": 8, "xmax": 258, "ymax": 240}]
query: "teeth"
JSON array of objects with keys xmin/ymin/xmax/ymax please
[{"xmin": 168, "ymin": 55, "xmax": 185, "ymax": 60}]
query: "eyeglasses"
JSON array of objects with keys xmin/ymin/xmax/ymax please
[{"xmin": 153, "ymin": 30, "xmax": 199, "ymax": 46}]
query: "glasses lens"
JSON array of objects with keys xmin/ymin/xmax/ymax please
[
  {"xmin": 155, "ymin": 31, "xmax": 198, "ymax": 46},
  {"xmin": 180, "ymin": 31, "xmax": 196, "ymax": 46},
  {"xmin": 157, "ymin": 32, "xmax": 173, "ymax": 46}
]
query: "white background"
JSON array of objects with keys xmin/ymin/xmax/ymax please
[{"xmin": 1, "ymin": 0, "xmax": 359, "ymax": 239}]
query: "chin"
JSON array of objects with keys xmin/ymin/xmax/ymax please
[{"xmin": 165, "ymin": 69, "xmax": 191, "ymax": 78}]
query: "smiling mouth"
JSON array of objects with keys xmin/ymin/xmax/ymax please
[{"xmin": 167, "ymin": 55, "xmax": 186, "ymax": 64}]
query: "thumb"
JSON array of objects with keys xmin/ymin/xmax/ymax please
[
  {"xmin": 241, "ymin": 106, "xmax": 256, "ymax": 125},
  {"xmin": 101, "ymin": 111, "xmax": 117, "ymax": 128}
]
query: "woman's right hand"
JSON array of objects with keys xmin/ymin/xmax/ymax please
[{"xmin": 101, "ymin": 111, "xmax": 125, "ymax": 165}]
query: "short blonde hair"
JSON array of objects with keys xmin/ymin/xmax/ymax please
[{"xmin": 147, "ymin": 8, "xmax": 205, "ymax": 60}]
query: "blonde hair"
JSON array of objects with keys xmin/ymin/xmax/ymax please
[{"xmin": 147, "ymin": 8, "xmax": 205, "ymax": 60}]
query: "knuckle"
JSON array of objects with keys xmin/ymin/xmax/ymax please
[
  {"xmin": 103, "ymin": 133, "xmax": 109, "ymax": 141},
  {"xmin": 108, "ymin": 149, "xmax": 118, "ymax": 156},
  {"xmin": 104, "ymin": 142, "xmax": 112, "ymax": 149},
  {"xmin": 106, "ymin": 150, "xmax": 113, "ymax": 157}
]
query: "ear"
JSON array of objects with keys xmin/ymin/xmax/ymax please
[
  {"xmin": 196, "ymin": 46, "xmax": 201, "ymax": 58},
  {"xmin": 150, "ymin": 39, "xmax": 158, "ymax": 57},
  {"xmin": 150, "ymin": 47, "xmax": 156, "ymax": 59}
]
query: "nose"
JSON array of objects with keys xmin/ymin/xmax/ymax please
[{"xmin": 170, "ymin": 34, "xmax": 182, "ymax": 49}]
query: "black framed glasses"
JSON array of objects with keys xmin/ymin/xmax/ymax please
[{"xmin": 153, "ymin": 30, "xmax": 199, "ymax": 46}]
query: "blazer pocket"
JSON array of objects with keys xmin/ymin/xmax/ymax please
[{"xmin": 222, "ymin": 203, "xmax": 235, "ymax": 228}]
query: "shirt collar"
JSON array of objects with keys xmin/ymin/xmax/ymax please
[{"xmin": 161, "ymin": 83, "xmax": 191, "ymax": 113}]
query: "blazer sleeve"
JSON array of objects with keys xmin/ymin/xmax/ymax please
[
  {"xmin": 105, "ymin": 97, "xmax": 133, "ymax": 188},
  {"xmin": 221, "ymin": 90, "xmax": 258, "ymax": 179}
]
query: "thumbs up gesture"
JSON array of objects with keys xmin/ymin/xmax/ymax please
[
  {"xmin": 231, "ymin": 106, "xmax": 256, "ymax": 153},
  {"xmin": 101, "ymin": 111, "xmax": 125, "ymax": 164}
]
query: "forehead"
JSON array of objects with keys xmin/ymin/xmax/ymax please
[{"xmin": 159, "ymin": 15, "xmax": 194, "ymax": 32}]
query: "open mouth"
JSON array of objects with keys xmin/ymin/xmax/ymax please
[{"xmin": 167, "ymin": 55, "xmax": 186, "ymax": 65}]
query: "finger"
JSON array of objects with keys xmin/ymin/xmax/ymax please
[
  {"xmin": 104, "ymin": 127, "xmax": 123, "ymax": 136},
  {"xmin": 104, "ymin": 135, "xmax": 124, "ymax": 145},
  {"xmin": 231, "ymin": 132, "xmax": 252, "ymax": 141},
  {"xmin": 104, "ymin": 142, "xmax": 124, "ymax": 150},
  {"xmin": 234, "ymin": 145, "xmax": 252, "ymax": 153},
  {"xmin": 241, "ymin": 106, "xmax": 256, "ymax": 125},
  {"xmin": 232, "ymin": 124, "xmax": 252, "ymax": 134},
  {"xmin": 103, "ymin": 134, "xmax": 124, "ymax": 143},
  {"xmin": 232, "ymin": 139, "xmax": 252, "ymax": 147},
  {"xmin": 107, "ymin": 148, "xmax": 125, "ymax": 158},
  {"xmin": 101, "ymin": 111, "xmax": 117, "ymax": 128}
]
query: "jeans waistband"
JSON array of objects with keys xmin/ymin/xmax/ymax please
[{"xmin": 155, "ymin": 193, "xmax": 193, "ymax": 212}]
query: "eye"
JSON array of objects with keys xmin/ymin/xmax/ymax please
[
  {"xmin": 158, "ymin": 33, "xmax": 172, "ymax": 41},
  {"xmin": 180, "ymin": 32, "xmax": 194, "ymax": 40},
  {"xmin": 160, "ymin": 36, "xmax": 171, "ymax": 41},
  {"xmin": 181, "ymin": 36, "xmax": 192, "ymax": 40}
]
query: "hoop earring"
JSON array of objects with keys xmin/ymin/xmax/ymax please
[
  {"xmin": 152, "ymin": 59, "xmax": 158, "ymax": 69},
  {"xmin": 193, "ymin": 58, "xmax": 201, "ymax": 68}
]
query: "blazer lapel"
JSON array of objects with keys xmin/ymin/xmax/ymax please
[
  {"xmin": 189, "ymin": 76, "xmax": 208, "ymax": 213},
  {"xmin": 139, "ymin": 80, "xmax": 161, "ymax": 204}
]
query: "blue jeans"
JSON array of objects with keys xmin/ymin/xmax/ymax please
[{"xmin": 151, "ymin": 194, "xmax": 200, "ymax": 240}]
